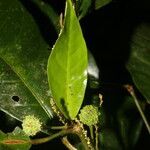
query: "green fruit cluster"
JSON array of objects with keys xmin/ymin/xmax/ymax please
[{"xmin": 79, "ymin": 105, "xmax": 99, "ymax": 126}]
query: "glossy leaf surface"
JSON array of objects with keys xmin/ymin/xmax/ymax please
[
  {"xmin": 47, "ymin": 0, "xmax": 88, "ymax": 119},
  {"xmin": 0, "ymin": 59, "xmax": 50, "ymax": 127},
  {"xmin": 0, "ymin": 0, "xmax": 54, "ymax": 120}
]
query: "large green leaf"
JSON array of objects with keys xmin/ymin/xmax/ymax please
[
  {"xmin": 0, "ymin": 127, "xmax": 31, "ymax": 150},
  {"xmin": 127, "ymin": 23, "xmax": 150, "ymax": 103},
  {"xmin": 0, "ymin": 59, "xmax": 49, "ymax": 127},
  {"xmin": 47, "ymin": 0, "xmax": 88, "ymax": 119},
  {"xmin": 0, "ymin": 0, "xmax": 54, "ymax": 120}
]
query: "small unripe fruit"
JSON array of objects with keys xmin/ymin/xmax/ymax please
[
  {"xmin": 22, "ymin": 115, "xmax": 42, "ymax": 136},
  {"xmin": 79, "ymin": 105, "xmax": 99, "ymax": 126}
]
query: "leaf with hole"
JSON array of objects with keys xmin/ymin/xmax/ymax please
[
  {"xmin": 47, "ymin": 0, "xmax": 88, "ymax": 119},
  {"xmin": 0, "ymin": 59, "xmax": 50, "ymax": 133},
  {"xmin": 0, "ymin": 0, "xmax": 58, "ymax": 121}
]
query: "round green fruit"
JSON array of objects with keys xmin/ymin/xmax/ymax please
[{"xmin": 79, "ymin": 105, "xmax": 99, "ymax": 126}]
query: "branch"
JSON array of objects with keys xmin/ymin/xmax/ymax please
[
  {"xmin": 62, "ymin": 136, "xmax": 77, "ymax": 150},
  {"xmin": 30, "ymin": 129, "xmax": 70, "ymax": 145},
  {"xmin": 124, "ymin": 85, "xmax": 150, "ymax": 134}
]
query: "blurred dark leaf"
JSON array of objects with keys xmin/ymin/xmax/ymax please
[
  {"xmin": 127, "ymin": 23, "xmax": 150, "ymax": 103},
  {"xmin": 76, "ymin": 0, "xmax": 92, "ymax": 19},
  {"xmin": 95, "ymin": 0, "xmax": 112, "ymax": 10},
  {"xmin": 100, "ymin": 129, "xmax": 122, "ymax": 150},
  {"xmin": 117, "ymin": 96, "xmax": 143, "ymax": 149},
  {"xmin": 31, "ymin": 0, "xmax": 59, "ymax": 32}
]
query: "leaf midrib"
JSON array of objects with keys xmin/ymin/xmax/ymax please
[
  {"xmin": 0, "ymin": 56, "xmax": 51, "ymax": 119},
  {"xmin": 65, "ymin": 3, "xmax": 71, "ymax": 114},
  {"xmin": 0, "ymin": 19, "xmax": 51, "ymax": 119},
  {"xmin": 0, "ymin": 1, "xmax": 52, "ymax": 118}
]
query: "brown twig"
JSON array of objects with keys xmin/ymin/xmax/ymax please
[
  {"xmin": 124, "ymin": 84, "xmax": 150, "ymax": 134},
  {"xmin": 62, "ymin": 136, "xmax": 77, "ymax": 150}
]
